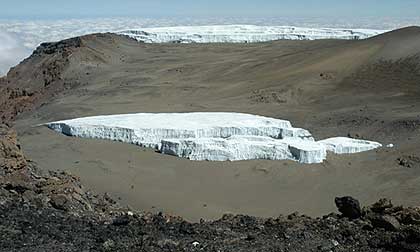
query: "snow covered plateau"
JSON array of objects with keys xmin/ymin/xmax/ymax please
[
  {"xmin": 118, "ymin": 25, "xmax": 388, "ymax": 43},
  {"xmin": 46, "ymin": 112, "xmax": 382, "ymax": 164}
]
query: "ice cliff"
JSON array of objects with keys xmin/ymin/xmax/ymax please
[
  {"xmin": 118, "ymin": 25, "xmax": 387, "ymax": 43},
  {"xmin": 45, "ymin": 112, "xmax": 382, "ymax": 164}
]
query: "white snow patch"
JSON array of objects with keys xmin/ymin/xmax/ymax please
[
  {"xmin": 119, "ymin": 25, "xmax": 387, "ymax": 43},
  {"xmin": 318, "ymin": 137, "xmax": 382, "ymax": 154},
  {"xmin": 45, "ymin": 112, "xmax": 382, "ymax": 164}
]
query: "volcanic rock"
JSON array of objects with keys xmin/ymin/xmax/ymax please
[{"xmin": 335, "ymin": 196, "xmax": 362, "ymax": 219}]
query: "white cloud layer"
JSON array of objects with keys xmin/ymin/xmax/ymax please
[
  {"xmin": 0, "ymin": 30, "xmax": 32, "ymax": 76},
  {"xmin": 0, "ymin": 17, "xmax": 419, "ymax": 76}
]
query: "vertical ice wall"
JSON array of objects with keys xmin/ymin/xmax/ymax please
[
  {"xmin": 46, "ymin": 112, "xmax": 382, "ymax": 164},
  {"xmin": 118, "ymin": 25, "xmax": 388, "ymax": 43}
]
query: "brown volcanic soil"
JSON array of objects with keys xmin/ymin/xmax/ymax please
[{"xmin": 1, "ymin": 27, "xmax": 420, "ymax": 221}]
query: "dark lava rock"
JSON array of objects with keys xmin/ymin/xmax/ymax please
[
  {"xmin": 112, "ymin": 214, "xmax": 131, "ymax": 226},
  {"xmin": 50, "ymin": 194, "xmax": 69, "ymax": 210},
  {"xmin": 371, "ymin": 198, "xmax": 393, "ymax": 213},
  {"xmin": 398, "ymin": 207, "xmax": 420, "ymax": 225},
  {"xmin": 335, "ymin": 196, "xmax": 362, "ymax": 219},
  {"xmin": 397, "ymin": 155, "xmax": 420, "ymax": 168},
  {"xmin": 370, "ymin": 214, "xmax": 401, "ymax": 231},
  {"xmin": 34, "ymin": 37, "xmax": 82, "ymax": 55}
]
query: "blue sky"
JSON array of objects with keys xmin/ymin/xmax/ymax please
[{"xmin": 2, "ymin": 0, "xmax": 420, "ymax": 19}]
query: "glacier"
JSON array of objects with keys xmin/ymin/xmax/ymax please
[
  {"xmin": 45, "ymin": 112, "xmax": 382, "ymax": 164},
  {"xmin": 160, "ymin": 136, "xmax": 327, "ymax": 163},
  {"xmin": 318, "ymin": 137, "xmax": 382, "ymax": 154},
  {"xmin": 118, "ymin": 25, "xmax": 388, "ymax": 43}
]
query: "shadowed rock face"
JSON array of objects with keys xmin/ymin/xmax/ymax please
[
  {"xmin": 335, "ymin": 196, "xmax": 362, "ymax": 219},
  {"xmin": 0, "ymin": 124, "xmax": 27, "ymax": 171},
  {"xmin": 0, "ymin": 33, "xmax": 113, "ymax": 124},
  {"xmin": 34, "ymin": 37, "xmax": 82, "ymax": 55}
]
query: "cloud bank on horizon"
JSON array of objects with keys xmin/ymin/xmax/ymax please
[
  {"xmin": 0, "ymin": 16, "xmax": 419, "ymax": 76},
  {"xmin": 0, "ymin": 30, "xmax": 31, "ymax": 76}
]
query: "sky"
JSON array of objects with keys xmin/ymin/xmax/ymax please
[{"xmin": 1, "ymin": 0, "xmax": 420, "ymax": 19}]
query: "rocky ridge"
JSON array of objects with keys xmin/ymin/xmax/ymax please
[{"xmin": 0, "ymin": 124, "xmax": 120, "ymax": 216}]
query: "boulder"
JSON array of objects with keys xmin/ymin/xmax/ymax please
[
  {"xmin": 50, "ymin": 194, "xmax": 69, "ymax": 210},
  {"xmin": 371, "ymin": 198, "xmax": 393, "ymax": 213},
  {"xmin": 335, "ymin": 196, "xmax": 362, "ymax": 219},
  {"xmin": 370, "ymin": 215, "xmax": 401, "ymax": 231}
]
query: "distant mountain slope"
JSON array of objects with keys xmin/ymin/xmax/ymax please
[
  {"xmin": 1, "ymin": 26, "xmax": 419, "ymax": 130},
  {"xmin": 0, "ymin": 26, "xmax": 418, "ymax": 129},
  {"xmin": 0, "ymin": 33, "xmax": 138, "ymax": 122},
  {"xmin": 365, "ymin": 26, "xmax": 420, "ymax": 59}
]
